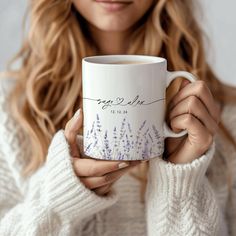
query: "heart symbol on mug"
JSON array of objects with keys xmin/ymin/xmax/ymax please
[{"xmin": 116, "ymin": 97, "xmax": 124, "ymax": 104}]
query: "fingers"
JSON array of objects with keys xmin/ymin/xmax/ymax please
[
  {"xmin": 169, "ymin": 113, "xmax": 213, "ymax": 163},
  {"xmin": 93, "ymin": 183, "xmax": 113, "ymax": 196},
  {"xmin": 80, "ymin": 164, "xmax": 140, "ymax": 189},
  {"xmin": 64, "ymin": 109, "xmax": 83, "ymax": 157},
  {"xmin": 73, "ymin": 158, "xmax": 140, "ymax": 177},
  {"xmin": 168, "ymin": 95, "xmax": 218, "ymax": 135},
  {"xmin": 170, "ymin": 113, "xmax": 213, "ymax": 148},
  {"xmin": 165, "ymin": 137, "xmax": 185, "ymax": 158},
  {"xmin": 169, "ymin": 80, "xmax": 220, "ymax": 123},
  {"xmin": 165, "ymin": 80, "xmax": 219, "ymax": 164}
]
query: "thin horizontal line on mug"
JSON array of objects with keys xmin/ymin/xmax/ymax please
[{"xmin": 83, "ymin": 95, "xmax": 165, "ymax": 110}]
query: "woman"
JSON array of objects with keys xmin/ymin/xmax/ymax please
[{"xmin": 0, "ymin": 0, "xmax": 235, "ymax": 235}]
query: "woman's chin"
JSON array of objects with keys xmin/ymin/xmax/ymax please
[{"xmin": 91, "ymin": 20, "xmax": 133, "ymax": 33}]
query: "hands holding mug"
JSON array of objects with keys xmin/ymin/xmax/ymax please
[
  {"xmin": 64, "ymin": 79, "xmax": 220, "ymax": 196},
  {"xmin": 64, "ymin": 109, "xmax": 141, "ymax": 196},
  {"xmin": 165, "ymin": 79, "xmax": 221, "ymax": 163},
  {"xmin": 64, "ymin": 55, "xmax": 220, "ymax": 196}
]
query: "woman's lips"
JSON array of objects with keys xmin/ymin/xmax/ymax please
[{"xmin": 95, "ymin": 0, "xmax": 132, "ymax": 12}]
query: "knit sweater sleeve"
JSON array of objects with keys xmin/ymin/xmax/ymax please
[
  {"xmin": 227, "ymin": 183, "xmax": 236, "ymax": 236},
  {"xmin": 145, "ymin": 143, "xmax": 220, "ymax": 236},
  {"xmin": 0, "ymin": 79, "xmax": 118, "ymax": 235},
  {"xmin": 223, "ymin": 104, "xmax": 236, "ymax": 236}
]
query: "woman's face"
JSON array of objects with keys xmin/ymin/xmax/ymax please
[{"xmin": 72, "ymin": 0, "xmax": 154, "ymax": 32}]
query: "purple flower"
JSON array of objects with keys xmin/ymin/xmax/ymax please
[
  {"xmin": 96, "ymin": 114, "xmax": 102, "ymax": 132},
  {"xmin": 93, "ymin": 139, "xmax": 98, "ymax": 148},
  {"xmin": 139, "ymin": 120, "xmax": 147, "ymax": 131},
  {"xmin": 117, "ymin": 152, "xmax": 123, "ymax": 160},
  {"xmin": 148, "ymin": 133, "xmax": 154, "ymax": 143},
  {"xmin": 86, "ymin": 130, "xmax": 90, "ymax": 139},
  {"xmin": 90, "ymin": 121, "xmax": 95, "ymax": 134},
  {"xmin": 85, "ymin": 143, "xmax": 92, "ymax": 153},
  {"xmin": 85, "ymin": 114, "xmax": 165, "ymax": 160},
  {"xmin": 104, "ymin": 130, "xmax": 112, "ymax": 159},
  {"xmin": 119, "ymin": 118, "xmax": 126, "ymax": 139},
  {"xmin": 128, "ymin": 122, "xmax": 132, "ymax": 133},
  {"xmin": 144, "ymin": 128, "xmax": 149, "ymax": 136},
  {"xmin": 152, "ymin": 125, "xmax": 162, "ymax": 144},
  {"xmin": 142, "ymin": 139, "xmax": 149, "ymax": 159}
]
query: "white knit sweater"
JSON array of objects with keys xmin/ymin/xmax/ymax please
[{"xmin": 0, "ymin": 78, "xmax": 235, "ymax": 236}]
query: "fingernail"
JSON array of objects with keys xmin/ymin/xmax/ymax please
[
  {"xmin": 73, "ymin": 109, "xmax": 81, "ymax": 120},
  {"xmin": 118, "ymin": 162, "xmax": 129, "ymax": 169}
]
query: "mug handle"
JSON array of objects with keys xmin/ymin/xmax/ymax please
[{"xmin": 164, "ymin": 71, "xmax": 197, "ymax": 138}]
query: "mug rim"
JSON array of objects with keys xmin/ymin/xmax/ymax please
[{"xmin": 83, "ymin": 55, "xmax": 166, "ymax": 66}]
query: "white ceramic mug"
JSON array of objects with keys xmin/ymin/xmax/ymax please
[{"xmin": 82, "ymin": 55, "xmax": 197, "ymax": 161}]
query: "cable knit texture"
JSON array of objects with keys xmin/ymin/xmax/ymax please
[{"xmin": 0, "ymin": 78, "xmax": 235, "ymax": 236}]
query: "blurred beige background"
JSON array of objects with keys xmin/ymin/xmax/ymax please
[{"xmin": 0, "ymin": 0, "xmax": 235, "ymax": 86}]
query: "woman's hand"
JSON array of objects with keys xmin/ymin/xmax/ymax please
[
  {"xmin": 64, "ymin": 109, "xmax": 141, "ymax": 196},
  {"xmin": 165, "ymin": 80, "xmax": 221, "ymax": 164}
]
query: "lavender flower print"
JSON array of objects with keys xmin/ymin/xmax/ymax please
[{"xmin": 84, "ymin": 114, "xmax": 164, "ymax": 160}]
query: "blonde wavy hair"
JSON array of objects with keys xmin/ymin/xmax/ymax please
[{"xmin": 4, "ymin": 0, "xmax": 236, "ymax": 201}]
